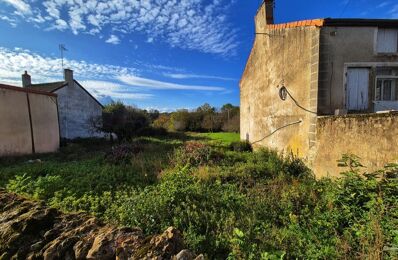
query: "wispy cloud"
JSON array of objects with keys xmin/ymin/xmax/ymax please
[
  {"xmin": 0, "ymin": 0, "xmax": 31, "ymax": 15},
  {"xmin": 0, "ymin": 46, "xmax": 225, "ymax": 106},
  {"xmin": 81, "ymin": 80, "xmax": 153, "ymax": 100},
  {"xmin": 0, "ymin": 47, "xmax": 150, "ymax": 101},
  {"xmin": 377, "ymin": 1, "xmax": 390, "ymax": 9},
  {"xmin": 163, "ymin": 73, "xmax": 236, "ymax": 81},
  {"xmin": 0, "ymin": 0, "xmax": 238, "ymax": 55},
  {"xmin": 117, "ymin": 75, "xmax": 225, "ymax": 91},
  {"xmin": 105, "ymin": 35, "xmax": 120, "ymax": 45}
]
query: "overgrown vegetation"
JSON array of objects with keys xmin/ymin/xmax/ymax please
[
  {"xmin": 153, "ymin": 103, "xmax": 240, "ymax": 133},
  {"xmin": 0, "ymin": 133, "xmax": 397, "ymax": 259}
]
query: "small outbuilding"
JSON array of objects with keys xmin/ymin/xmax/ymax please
[
  {"xmin": 24, "ymin": 69, "xmax": 104, "ymax": 139},
  {"xmin": 0, "ymin": 83, "xmax": 60, "ymax": 156}
]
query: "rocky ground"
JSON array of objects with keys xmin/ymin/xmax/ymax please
[{"xmin": 0, "ymin": 189, "xmax": 203, "ymax": 260}]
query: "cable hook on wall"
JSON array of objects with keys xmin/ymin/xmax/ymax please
[{"xmin": 279, "ymin": 85, "xmax": 317, "ymax": 114}]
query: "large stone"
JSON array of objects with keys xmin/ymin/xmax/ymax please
[{"xmin": 0, "ymin": 189, "xmax": 199, "ymax": 259}]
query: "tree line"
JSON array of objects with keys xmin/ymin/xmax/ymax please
[
  {"xmin": 153, "ymin": 103, "xmax": 239, "ymax": 132},
  {"xmin": 98, "ymin": 102, "xmax": 239, "ymax": 140}
]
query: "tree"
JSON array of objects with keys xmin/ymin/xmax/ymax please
[
  {"xmin": 170, "ymin": 109, "xmax": 190, "ymax": 131},
  {"xmin": 101, "ymin": 102, "xmax": 149, "ymax": 140},
  {"xmin": 153, "ymin": 114, "xmax": 171, "ymax": 129}
]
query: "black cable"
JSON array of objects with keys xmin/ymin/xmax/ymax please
[
  {"xmin": 250, "ymin": 120, "xmax": 302, "ymax": 145},
  {"xmin": 339, "ymin": 0, "xmax": 351, "ymax": 18},
  {"xmin": 284, "ymin": 87, "xmax": 318, "ymax": 114},
  {"xmin": 256, "ymin": 32, "xmax": 285, "ymax": 37}
]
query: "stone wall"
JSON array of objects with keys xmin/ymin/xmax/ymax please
[
  {"xmin": 0, "ymin": 85, "xmax": 60, "ymax": 156},
  {"xmin": 56, "ymin": 81, "xmax": 103, "ymax": 139},
  {"xmin": 240, "ymin": 3, "xmax": 320, "ymax": 160},
  {"xmin": 312, "ymin": 113, "xmax": 398, "ymax": 177}
]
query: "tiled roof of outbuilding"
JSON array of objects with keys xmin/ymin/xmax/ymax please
[{"xmin": 28, "ymin": 81, "xmax": 68, "ymax": 93}]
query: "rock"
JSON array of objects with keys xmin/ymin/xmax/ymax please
[
  {"xmin": 0, "ymin": 189, "xmax": 200, "ymax": 259},
  {"xmin": 194, "ymin": 254, "xmax": 205, "ymax": 260},
  {"xmin": 175, "ymin": 249, "xmax": 195, "ymax": 260}
]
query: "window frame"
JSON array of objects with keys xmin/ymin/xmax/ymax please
[
  {"xmin": 375, "ymin": 76, "xmax": 398, "ymax": 101},
  {"xmin": 375, "ymin": 28, "xmax": 398, "ymax": 55}
]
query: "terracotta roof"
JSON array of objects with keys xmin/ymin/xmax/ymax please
[
  {"xmin": 0, "ymin": 84, "xmax": 58, "ymax": 97},
  {"xmin": 267, "ymin": 19, "xmax": 324, "ymax": 30},
  {"xmin": 266, "ymin": 18, "xmax": 398, "ymax": 30},
  {"xmin": 28, "ymin": 81, "xmax": 68, "ymax": 92}
]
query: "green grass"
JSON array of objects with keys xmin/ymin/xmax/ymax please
[
  {"xmin": 190, "ymin": 132, "xmax": 240, "ymax": 146},
  {"xmin": 0, "ymin": 133, "xmax": 397, "ymax": 259}
]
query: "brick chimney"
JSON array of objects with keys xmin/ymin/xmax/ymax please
[
  {"xmin": 255, "ymin": 0, "xmax": 274, "ymax": 31},
  {"xmin": 63, "ymin": 69, "xmax": 73, "ymax": 87},
  {"xmin": 22, "ymin": 71, "xmax": 31, "ymax": 88}
]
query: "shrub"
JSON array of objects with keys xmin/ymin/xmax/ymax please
[
  {"xmin": 172, "ymin": 141, "xmax": 215, "ymax": 167},
  {"xmin": 7, "ymin": 173, "xmax": 64, "ymax": 200},
  {"xmin": 105, "ymin": 143, "xmax": 142, "ymax": 164},
  {"xmin": 229, "ymin": 141, "xmax": 252, "ymax": 152},
  {"xmin": 135, "ymin": 126, "xmax": 168, "ymax": 137},
  {"xmin": 101, "ymin": 102, "xmax": 150, "ymax": 140},
  {"xmin": 103, "ymin": 170, "xmax": 248, "ymax": 258}
]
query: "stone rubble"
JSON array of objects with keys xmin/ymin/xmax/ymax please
[{"xmin": 0, "ymin": 189, "xmax": 202, "ymax": 260}]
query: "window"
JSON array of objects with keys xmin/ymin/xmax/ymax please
[
  {"xmin": 376, "ymin": 29, "xmax": 398, "ymax": 54},
  {"xmin": 375, "ymin": 78, "xmax": 398, "ymax": 101}
]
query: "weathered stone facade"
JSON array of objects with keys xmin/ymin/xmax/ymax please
[
  {"xmin": 240, "ymin": 2, "xmax": 320, "ymax": 160},
  {"xmin": 55, "ymin": 77, "xmax": 103, "ymax": 139},
  {"xmin": 313, "ymin": 113, "xmax": 398, "ymax": 177},
  {"xmin": 240, "ymin": 1, "xmax": 398, "ymax": 177}
]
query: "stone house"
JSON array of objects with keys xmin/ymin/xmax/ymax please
[
  {"xmin": 23, "ymin": 69, "xmax": 104, "ymax": 139},
  {"xmin": 240, "ymin": 0, "xmax": 398, "ymax": 177}
]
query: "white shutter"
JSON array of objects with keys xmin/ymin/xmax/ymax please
[
  {"xmin": 377, "ymin": 29, "xmax": 398, "ymax": 53},
  {"xmin": 347, "ymin": 68, "xmax": 369, "ymax": 111}
]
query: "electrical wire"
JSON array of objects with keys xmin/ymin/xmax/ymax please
[
  {"xmin": 250, "ymin": 120, "xmax": 303, "ymax": 145},
  {"xmin": 283, "ymin": 87, "xmax": 318, "ymax": 114},
  {"xmin": 339, "ymin": 0, "xmax": 351, "ymax": 18}
]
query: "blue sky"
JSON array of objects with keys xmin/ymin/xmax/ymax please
[{"xmin": 0, "ymin": 0, "xmax": 397, "ymax": 111}]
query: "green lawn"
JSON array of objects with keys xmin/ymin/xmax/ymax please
[{"xmin": 190, "ymin": 132, "xmax": 240, "ymax": 145}]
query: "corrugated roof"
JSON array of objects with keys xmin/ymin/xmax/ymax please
[{"xmin": 28, "ymin": 81, "xmax": 68, "ymax": 92}]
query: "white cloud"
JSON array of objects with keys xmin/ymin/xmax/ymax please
[
  {"xmin": 0, "ymin": 0, "xmax": 31, "ymax": 14},
  {"xmin": 0, "ymin": 47, "xmax": 150, "ymax": 101},
  {"xmin": 105, "ymin": 34, "xmax": 120, "ymax": 45},
  {"xmin": 81, "ymin": 80, "xmax": 153, "ymax": 100},
  {"xmin": 377, "ymin": 1, "xmax": 390, "ymax": 8},
  {"xmin": 0, "ymin": 14, "xmax": 17, "ymax": 27},
  {"xmin": 164, "ymin": 73, "xmax": 236, "ymax": 81},
  {"xmin": 0, "ymin": 0, "xmax": 238, "ymax": 55},
  {"xmin": 117, "ymin": 75, "xmax": 225, "ymax": 91},
  {"xmin": 0, "ymin": 46, "xmax": 225, "ymax": 106}
]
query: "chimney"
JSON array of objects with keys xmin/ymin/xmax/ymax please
[
  {"xmin": 63, "ymin": 69, "xmax": 73, "ymax": 87},
  {"xmin": 264, "ymin": 0, "xmax": 274, "ymax": 25},
  {"xmin": 255, "ymin": 0, "xmax": 274, "ymax": 32},
  {"xmin": 22, "ymin": 71, "xmax": 31, "ymax": 88}
]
